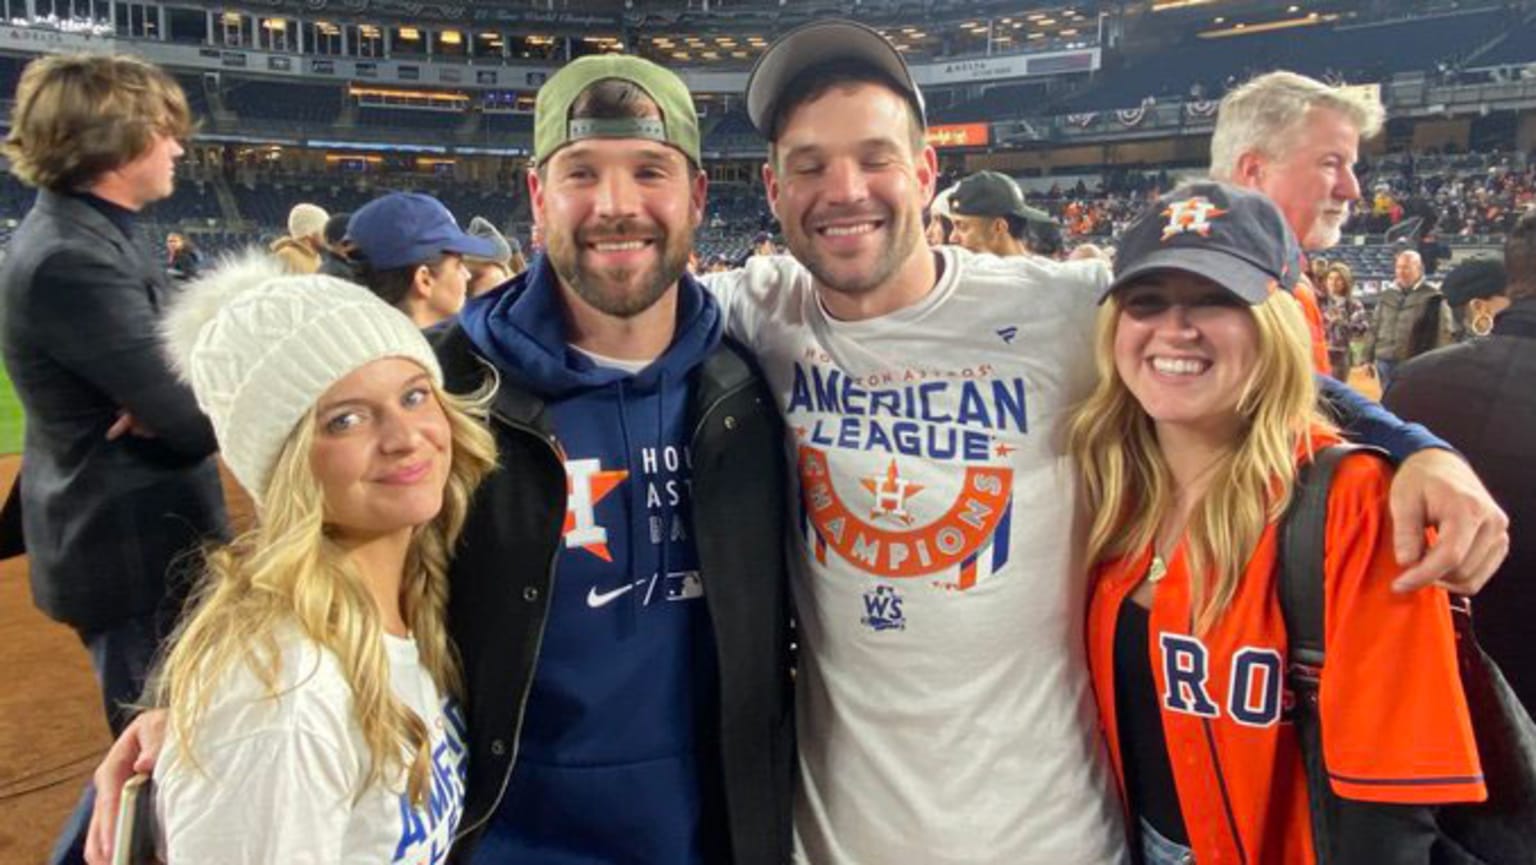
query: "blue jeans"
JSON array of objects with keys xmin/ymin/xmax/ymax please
[
  {"xmin": 1140, "ymin": 817, "xmax": 1195, "ymax": 865},
  {"xmin": 48, "ymin": 612, "xmax": 159, "ymax": 865}
]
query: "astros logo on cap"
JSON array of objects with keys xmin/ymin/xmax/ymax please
[{"xmin": 1161, "ymin": 197, "xmax": 1228, "ymax": 240}]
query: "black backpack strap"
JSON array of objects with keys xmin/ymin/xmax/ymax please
[
  {"xmin": 1280, "ymin": 446, "xmax": 1352, "ymax": 669},
  {"xmin": 1278, "ymin": 443, "xmax": 1390, "ymax": 864}
]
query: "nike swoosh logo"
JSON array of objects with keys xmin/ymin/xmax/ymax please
[{"xmin": 586, "ymin": 583, "xmax": 637, "ymax": 608}]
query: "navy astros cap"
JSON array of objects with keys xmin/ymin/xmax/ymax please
[
  {"xmin": 1105, "ymin": 182, "xmax": 1303, "ymax": 304},
  {"xmin": 347, "ymin": 192, "xmax": 500, "ymax": 271}
]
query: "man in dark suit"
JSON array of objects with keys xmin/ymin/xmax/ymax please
[{"xmin": 0, "ymin": 53, "xmax": 227, "ymax": 865}]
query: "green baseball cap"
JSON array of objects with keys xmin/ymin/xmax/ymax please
[{"xmin": 534, "ymin": 54, "xmax": 701, "ymax": 167}]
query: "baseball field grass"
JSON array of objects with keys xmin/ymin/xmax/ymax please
[{"xmin": 0, "ymin": 363, "xmax": 23, "ymax": 455}]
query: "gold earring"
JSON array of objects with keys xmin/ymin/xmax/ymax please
[{"xmin": 1471, "ymin": 311, "xmax": 1494, "ymax": 336}]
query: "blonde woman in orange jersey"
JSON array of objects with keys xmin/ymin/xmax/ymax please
[{"xmin": 1071, "ymin": 183, "xmax": 1483, "ymax": 864}]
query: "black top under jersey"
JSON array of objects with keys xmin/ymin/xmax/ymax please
[{"xmin": 1114, "ymin": 596, "xmax": 1191, "ymax": 846}]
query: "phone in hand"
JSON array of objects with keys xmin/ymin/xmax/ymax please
[{"xmin": 112, "ymin": 773, "xmax": 161, "ymax": 865}]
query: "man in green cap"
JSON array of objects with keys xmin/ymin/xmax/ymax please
[
  {"xmin": 426, "ymin": 53, "xmax": 793, "ymax": 865},
  {"xmin": 85, "ymin": 54, "xmax": 793, "ymax": 865}
]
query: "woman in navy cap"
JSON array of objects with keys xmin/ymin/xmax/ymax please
[
  {"xmin": 346, "ymin": 192, "xmax": 502, "ymax": 328},
  {"xmin": 1070, "ymin": 182, "xmax": 1484, "ymax": 864}
]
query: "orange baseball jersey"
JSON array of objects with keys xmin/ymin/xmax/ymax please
[
  {"xmin": 1086, "ymin": 441, "xmax": 1485, "ymax": 864},
  {"xmin": 1293, "ymin": 276, "xmax": 1332, "ymax": 375}
]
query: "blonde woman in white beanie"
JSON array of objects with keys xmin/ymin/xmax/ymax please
[{"xmin": 144, "ymin": 252, "xmax": 496, "ymax": 863}]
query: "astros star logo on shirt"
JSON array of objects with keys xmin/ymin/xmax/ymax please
[{"xmin": 563, "ymin": 458, "xmax": 628, "ymax": 562}]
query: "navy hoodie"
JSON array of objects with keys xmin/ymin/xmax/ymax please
[{"xmin": 459, "ymin": 255, "xmax": 727, "ymax": 864}]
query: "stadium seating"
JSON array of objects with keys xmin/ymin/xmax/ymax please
[
  {"xmin": 1469, "ymin": 15, "xmax": 1536, "ymax": 67},
  {"xmin": 1062, "ymin": 7, "xmax": 1512, "ymax": 113},
  {"xmin": 0, "ymin": 175, "xmax": 35, "ymax": 221},
  {"xmin": 356, "ymin": 107, "xmax": 464, "ymax": 131},
  {"xmin": 0, "ymin": 55, "xmax": 26, "ymax": 100},
  {"xmin": 224, "ymin": 79, "xmax": 343, "ymax": 124},
  {"xmin": 144, "ymin": 180, "xmax": 224, "ymax": 224},
  {"xmin": 934, "ymin": 82, "xmax": 1051, "ymax": 125},
  {"xmin": 701, "ymin": 110, "xmax": 760, "ymax": 151},
  {"xmin": 175, "ymin": 74, "xmax": 209, "ymax": 118},
  {"xmin": 482, "ymin": 113, "xmax": 535, "ymax": 135}
]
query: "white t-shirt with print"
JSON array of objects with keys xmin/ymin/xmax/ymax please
[
  {"xmin": 707, "ymin": 248, "xmax": 1129, "ymax": 865},
  {"xmin": 156, "ymin": 624, "xmax": 467, "ymax": 865}
]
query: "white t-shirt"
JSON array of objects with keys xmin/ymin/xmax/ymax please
[
  {"xmin": 707, "ymin": 248, "xmax": 1129, "ymax": 865},
  {"xmin": 156, "ymin": 624, "xmax": 467, "ymax": 865}
]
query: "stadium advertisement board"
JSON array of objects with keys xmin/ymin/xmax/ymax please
[
  {"xmin": 927, "ymin": 123, "xmax": 991, "ymax": 148},
  {"xmin": 914, "ymin": 48, "xmax": 1100, "ymax": 85}
]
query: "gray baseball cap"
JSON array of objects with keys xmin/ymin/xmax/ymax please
[
  {"xmin": 950, "ymin": 171, "xmax": 1033, "ymax": 220},
  {"xmin": 463, "ymin": 216, "xmax": 512, "ymax": 266},
  {"xmin": 745, "ymin": 19, "xmax": 926, "ymax": 138}
]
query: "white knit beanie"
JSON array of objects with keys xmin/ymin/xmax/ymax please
[{"xmin": 162, "ymin": 251, "xmax": 443, "ymax": 503}]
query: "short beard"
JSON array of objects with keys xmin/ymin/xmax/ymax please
[
  {"xmin": 1304, "ymin": 202, "xmax": 1349, "ymax": 251},
  {"xmin": 548, "ymin": 223, "xmax": 690, "ymax": 319},
  {"xmin": 787, "ymin": 210, "xmax": 920, "ymax": 298}
]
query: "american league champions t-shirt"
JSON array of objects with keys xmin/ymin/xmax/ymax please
[{"xmin": 707, "ymin": 248, "xmax": 1129, "ymax": 865}]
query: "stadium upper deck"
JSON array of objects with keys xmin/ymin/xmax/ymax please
[{"xmin": 3, "ymin": 0, "xmax": 1532, "ymax": 156}]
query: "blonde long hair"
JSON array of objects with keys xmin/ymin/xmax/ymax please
[
  {"xmin": 1069, "ymin": 288, "xmax": 1330, "ymax": 632},
  {"xmin": 151, "ymin": 383, "xmax": 496, "ymax": 804}
]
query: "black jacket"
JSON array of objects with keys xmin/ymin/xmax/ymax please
[
  {"xmin": 432, "ymin": 323, "xmax": 794, "ymax": 865},
  {"xmin": 0, "ymin": 190, "xmax": 226, "ymax": 633},
  {"xmin": 1384, "ymin": 298, "xmax": 1536, "ymax": 713}
]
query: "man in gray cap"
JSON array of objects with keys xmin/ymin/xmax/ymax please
[
  {"xmin": 702, "ymin": 16, "xmax": 1510, "ymax": 865},
  {"xmin": 947, "ymin": 169, "xmax": 1054, "ymax": 258}
]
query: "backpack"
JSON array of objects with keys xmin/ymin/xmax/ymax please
[{"xmin": 1279, "ymin": 445, "xmax": 1536, "ymax": 864}]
